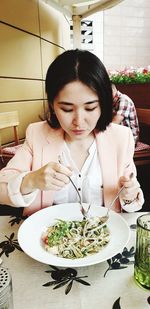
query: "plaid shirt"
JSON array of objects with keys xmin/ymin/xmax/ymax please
[{"xmin": 113, "ymin": 90, "xmax": 139, "ymax": 144}]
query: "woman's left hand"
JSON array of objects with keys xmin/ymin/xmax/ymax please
[{"xmin": 119, "ymin": 173, "xmax": 140, "ymax": 201}]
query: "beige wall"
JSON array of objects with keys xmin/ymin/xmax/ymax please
[
  {"xmin": 103, "ymin": 0, "xmax": 150, "ymax": 70},
  {"xmin": 0, "ymin": 0, "xmax": 70, "ymax": 144}
]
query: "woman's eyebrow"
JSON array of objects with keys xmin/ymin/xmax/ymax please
[
  {"xmin": 57, "ymin": 100, "xmax": 99, "ymax": 105},
  {"xmin": 85, "ymin": 100, "xmax": 99, "ymax": 105}
]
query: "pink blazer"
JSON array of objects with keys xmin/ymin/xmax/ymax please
[{"xmin": 0, "ymin": 121, "xmax": 142, "ymax": 215}]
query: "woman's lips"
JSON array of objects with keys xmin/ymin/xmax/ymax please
[{"xmin": 71, "ymin": 129, "xmax": 85, "ymax": 135}]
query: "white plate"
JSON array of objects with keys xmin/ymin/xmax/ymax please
[{"xmin": 18, "ymin": 203, "xmax": 130, "ymax": 267}]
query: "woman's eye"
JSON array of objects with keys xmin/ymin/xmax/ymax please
[
  {"xmin": 61, "ymin": 108, "xmax": 73, "ymax": 113},
  {"xmin": 85, "ymin": 107, "xmax": 97, "ymax": 111}
]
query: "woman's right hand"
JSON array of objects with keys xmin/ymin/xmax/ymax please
[{"xmin": 20, "ymin": 162, "xmax": 72, "ymax": 195}]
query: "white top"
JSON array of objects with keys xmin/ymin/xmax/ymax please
[{"xmin": 53, "ymin": 141, "xmax": 103, "ymax": 206}]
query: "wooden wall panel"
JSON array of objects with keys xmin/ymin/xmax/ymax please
[
  {"xmin": 0, "ymin": 101, "xmax": 44, "ymax": 143},
  {"xmin": 0, "ymin": 0, "xmax": 70, "ymax": 146},
  {"xmin": 39, "ymin": 1, "xmax": 63, "ymax": 42},
  {"xmin": 39, "ymin": 1, "xmax": 70, "ymax": 79},
  {"xmin": 41, "ymin": 41, "xmax": 63, "ymax": 80},
  {"xmin": 0, "ymin": 24, "xmax": 42, "ymax": 79},
  {"xmin": 39, "ymin": 0, "xmax": 70, "ymax": 48},
  {"xmin": 0, "ymin": 79, "xmax": 43, "ymax": 102},
  {"xmin": 0, "ymin": 0, "xmax": 39, "ymax": 35}
]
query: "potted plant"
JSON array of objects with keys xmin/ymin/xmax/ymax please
[{"xmin": 109, "ymin": 66, "xmax": 150, "ymax": 108}]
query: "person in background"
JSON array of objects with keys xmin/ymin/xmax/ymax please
[
  {"xmin": 111, "ymin": 83, "xmax": 139, "ymax": 146},
  {"xmin": 0, "ymin": 49, "xmax": 144, "ymax": 216}
]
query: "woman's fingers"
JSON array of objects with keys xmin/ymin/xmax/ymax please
[
  {"xmin": 34, "ymin": 162, "xmax": 72, "ymax": 191},
  {"xmin": 47, "ymin": 162, "xmax": 72, "ymax": 184},
  {"xmin": 52, "ymin": 171, "xmax": 69, "ymax": 185},
  {"xmin": 120, "ymin": 172, "xmax": 137, "ymax": 186},
  {"xmin": 119, "ymin": 174, "xmax": 140, "ymax": 200},
  {"xmin": 21, "ymin": 162, "xmax": 72, "ymax": 194}
]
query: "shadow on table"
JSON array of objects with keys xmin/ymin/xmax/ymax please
[{"xmin": 0, "ymin": 205, "xmax": 23, "ymax": 216}]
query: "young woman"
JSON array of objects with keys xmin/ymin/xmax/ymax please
[{"xmin": 0, "ymin": 49, "xmax": 144, "ymax": 216}]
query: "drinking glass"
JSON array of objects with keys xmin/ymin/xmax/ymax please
[{"xmin": 134, "ymin": 213, "xmax": 150, "ymax": 290}]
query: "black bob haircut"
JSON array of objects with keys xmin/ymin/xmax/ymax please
[{"xmin": 45, "ymin": 49, "xmax": 113, "ymax": 131}]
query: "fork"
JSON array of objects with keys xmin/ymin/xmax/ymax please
[
  {"xmin": 68, "ymin": 176, "xmax": 90, "ymax": 219},
  {"xmin": 72, "ymin": 171, "xmax": 134, "ymax": 220},
  {"xmin": 100, "ymin": 172, "xmax": 134, "ymax": 224},
  {"xmin": 58, "ymin": 155, "xmax": 88, "ymax": 218}
]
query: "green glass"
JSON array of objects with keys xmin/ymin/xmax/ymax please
[{"xmin": 134, "ymin": 213, "xmax": 150, "ymax": 290}]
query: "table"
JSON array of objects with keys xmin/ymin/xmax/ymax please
[{"xmin": 0, "ymin": 211, "xmax": 150, "ymax": 309}]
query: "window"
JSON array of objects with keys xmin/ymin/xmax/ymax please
[{"xmin": 70, "ymin": 20, "xmax": 93, "ymax": 50}]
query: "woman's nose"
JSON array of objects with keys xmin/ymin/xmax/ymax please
[{"xmin": 72, "ymin": 111, "xmax": 83, "ymax": 126}]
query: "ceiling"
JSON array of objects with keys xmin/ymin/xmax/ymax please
[{"xmin": 42, "ymin": 0, "xmax": 125, "ymax": 19}]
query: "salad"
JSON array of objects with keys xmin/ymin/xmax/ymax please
[{"xmin": 42, "ymin": 216, "xmax": 110, "ymax": 259}]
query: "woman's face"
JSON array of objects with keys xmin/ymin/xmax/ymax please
[{"xmin": 53, "ymin": 81, "xmax": 101, "ymax": 141}]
